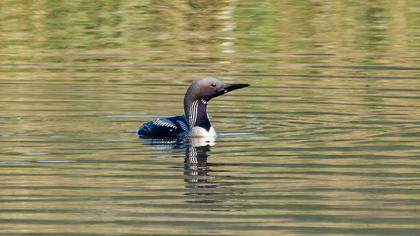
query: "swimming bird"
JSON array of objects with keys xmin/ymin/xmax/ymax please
[{"xmin": 138, "ymin": 76, "xmax": 249, "ymax": 137}]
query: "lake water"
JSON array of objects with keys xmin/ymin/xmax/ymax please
[{"xmin": 1, "ymin": 1, "xmax": 420, "ymax": 235}]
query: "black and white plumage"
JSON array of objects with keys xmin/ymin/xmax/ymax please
[
  {"xmin": 137, "ymin": 115, "xmax": 189, "ymax": 137},
  {"xmin": 137, "ymin": 76, "xmax": 249, "ymax": 137}
]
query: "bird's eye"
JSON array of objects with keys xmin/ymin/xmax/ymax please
[{"xmin": 210, "ymin": 83, "xmax": 216, "ymax": 87}]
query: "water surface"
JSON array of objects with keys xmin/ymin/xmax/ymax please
[{"xmin": 1, "ymin": 1, "xmax": 420, "ymax": 235}]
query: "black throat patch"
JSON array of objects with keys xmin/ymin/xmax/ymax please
[{"xmin": 189, "ymin": 99, "xmax": 211, "ymax": 131}]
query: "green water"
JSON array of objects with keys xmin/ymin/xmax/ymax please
[{"xmin": 1, "ymin": 1, "xmax": 420, "ymax": 235}]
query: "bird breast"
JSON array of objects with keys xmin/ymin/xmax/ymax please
[{"xmin": 189, "ymin": 126, "xmax": 216, "ymax": 137}]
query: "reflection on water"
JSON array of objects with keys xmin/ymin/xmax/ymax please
[
  {"xmin": 142, "ymin": 136, "xmax": 230, "ymax": 204},
  {"xmin": 184, "ymin": 144, "xmax": 210, "ymax": 186},
  {"xmin": 184, "ymin": 140, "xmax": 217, "ymax": 204},
  {"xmin": 1, "ymin": 0, "xmax": 420, "ymax": 235}
]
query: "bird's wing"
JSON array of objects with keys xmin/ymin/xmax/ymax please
[{"xmin": 137, "ymin": 116, "xmax": 189, "ymax": 137}]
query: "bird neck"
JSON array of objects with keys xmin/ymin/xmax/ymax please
[{"xmin": 184, "ymin": 97, "xmax": 211, "ymax": 131}]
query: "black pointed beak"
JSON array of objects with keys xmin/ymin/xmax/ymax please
[
  {"xmin": 222, "ymin": 83, "xmax": 250, "ymax": 94},
  {"xmin": 206, "ymin": 82, "xmax": 250, "ymax": 101}
]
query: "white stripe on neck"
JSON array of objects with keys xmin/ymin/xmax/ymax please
[{"xmin": 189, "ymin": 100, "xmax": 199, "ymax": 127}]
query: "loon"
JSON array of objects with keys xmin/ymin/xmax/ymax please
[{"xmin": 138, "ymin": 76, "xmax": 249, "ymax": 137}]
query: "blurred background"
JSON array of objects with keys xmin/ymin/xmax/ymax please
[{"xmin": 1, "ymin": 1, "xmax": 420, "ymax": 235}]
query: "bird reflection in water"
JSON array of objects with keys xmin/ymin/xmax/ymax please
[
  {"xmin": 183, "ymin": 137, "xmax": 213, "ymax": 187},
  {"xmin": 140, "ymin": 136, "xmax": 231, "ymax": 204}
]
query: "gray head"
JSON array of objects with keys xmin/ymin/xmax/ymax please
[
  {"xmin": 184, "ymin": 76, "xmax": 249, "ymax": 103},
  {"xmin": 183, "ymin": 76, "xmax": 249, "ymax": 128}
]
